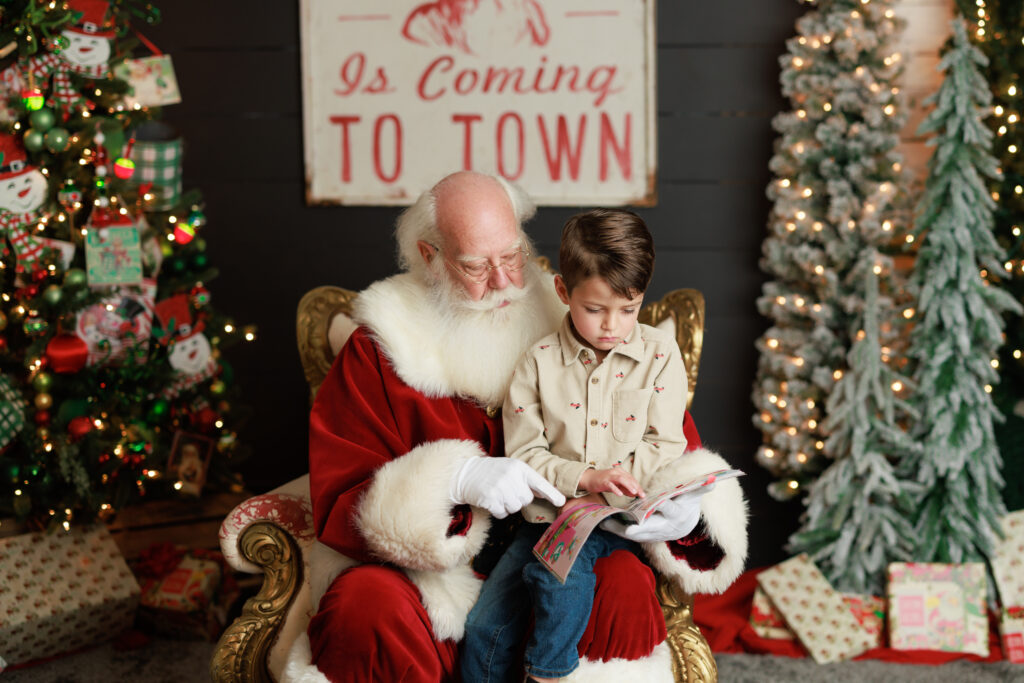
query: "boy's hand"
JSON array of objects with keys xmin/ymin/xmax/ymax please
[{"xmin": 579, "ymin": 466, "xmax": 645, "ymax": 498}]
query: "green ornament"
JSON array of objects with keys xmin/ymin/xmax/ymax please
[
  {"xmin": 63, "ymin": 268, "xmax": 87, "ymax": 288},
  {"xmin": 209, "ymin": 380, "xmax": 227, "ymax": 396},
  {"xmin": 29, "ymin": 108, "xmax": 55, "ymax": 132},
  {"xmin": 44, "ymin": 127, "xmax": 70, "ymax": 153},
  {"xmin": 23, "ymin": 129, "xmax": 45, "ymax": 152},
  {"xmin": 42, "ymin": 284, "xmax": 62, "ymax": 306},
  {"xmin": 192, "ymin": 253, "xmax": 209, "ymax": 270},
  {"xmin": 187, "ymin": 210, "xmax": 206, "ymax": 228},
  {"xmin": 23, "ymin": 317, "xmax": 48, "ymax": 335},
  {"xmin": 31, "ymin": 372, "xmax": 53, "ymax": 392},
  {"xmin": 170, "ymin": 258, "xmax": 186, "ymax": 274},
  {"xmin": 148, "ymin": 399, "xmax": 169, "ymax": 420}
]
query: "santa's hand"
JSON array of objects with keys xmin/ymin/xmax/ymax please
[
  {"xmin": 602, "ymin": 485, "xmax": 713, "ymax": 543},
  {"xmin": 450, "ymin": 457, "xmax": 566, "ymax": 519}
]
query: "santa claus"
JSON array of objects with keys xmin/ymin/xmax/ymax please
[{"xmin": 300, "ymin": 171, "xmax": 747, "ymax": 682}]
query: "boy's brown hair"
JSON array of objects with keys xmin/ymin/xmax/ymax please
[{"xmin": 559, "ymin": 208, "xmax": 654, "ymax": 298}]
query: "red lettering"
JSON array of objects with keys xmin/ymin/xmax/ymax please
[
  {"xmin": 418, "ymin": 56, "xmax": 453, "ymax": 101},
  {"xmin": 454, "ymin": 69, "xmax": 479, "ymax": 94},
  {"xmin": 452, "ymin": 114, "xmax": 482, "ymax": 170},
  {"xmin": 496, "ymin": 112, "xmax": 524, "ymax": 181},
  {"xmin": 537, "ymin": 115, "xmax": 586, "ymax": 181},
  {"xmin": 329, "ymin": 115, "xmax": 361, "ymax": 182},
  {"xmin": 365, "ymin": 67, "xmax": 394, "ymax": 94},
  {"xmin": 373, "ymin": 114, "xmax": 402, "ymax": 183},
  {"xmin": 335, "ymin": 54, "xmax": 365, "ymax": 97},
  {"xmin": 599, "ymin": 112, "xmax": 631, "ymax": 181}
]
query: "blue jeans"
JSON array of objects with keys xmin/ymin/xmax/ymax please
[{"xmin": 460, "ymin": 522, "xmax": 639, "ymax": 682}]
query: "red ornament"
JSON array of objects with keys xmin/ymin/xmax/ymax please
[
  {"xmin": 190, "ymin": 407, "xmax": 219, "ymax": 433},
  {"xmin": 34, "ymin": 410, "xmax": 51, "ymax": 426},
  {"xmin": 0, "ymin": 337, "xmax": 6, "ymax": 353},
  {"xmin": 68, "ymin": 416, "xmax": 93, "ymax": 440},
  {"xmin": 45, "ymin": 334, "xmax": 89, "ymax": 373}
]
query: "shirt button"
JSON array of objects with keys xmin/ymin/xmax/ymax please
[
  {"xmin": 591, "ymin": 377, "xmax": 599, "ymax": 384},
  {"xmin": 590, "ymin": 419, "xmax": 598, "ymax": 426}
]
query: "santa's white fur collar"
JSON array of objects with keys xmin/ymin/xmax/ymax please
[{"xmin": 353, "ymin": 269, "xmax": 564, "ymax": 407}]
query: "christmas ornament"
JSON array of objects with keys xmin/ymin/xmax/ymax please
[
  {"xmin": 42, "ymin": 285, "xmax": 63, "ymax": 306},
  {"xmin": 44, "ymin": 127, "xmax": 70, "ymax": 153},
  {"xmin": 113, "ymin": 157, "xmax": 135, "ymax": 179},
  {"xmin": 63, "ymin": 268, "xmax": 87, "ymax": 288},
  {"xmin": 155, "ymin": 294, "xmax": 216, "ymax": 396},
  {"xmin": 147, "ymin": 398, "xmax": 169, "ymax": 421},
  {"xmin": 34, "ymin": 393, "xmax": 53, "ymax": 410},
  {"xmin": 22, "ymin": 129, "xmax": 45, "ymax": 152},
  {"xmin": 33, "ymin": 409, "xmax": 50, "ymax": 425},
  {"xmin": 29, "ymin": 108, "xmax": 55, "ymax": 132},
  {"xmin": 30, "ymin": 372, "xmax": 52, "ymax": 392},
  {"xmin": 186, "ymin": 209, "xmax": 206, "ymax": 228},
  {"xmin": 74, "ymin": 281, "xmax": 156, "ymax": 366},
  {"xmin": 67, "ymin": 415, "xmax": 92, "ymax": 440},
  {"xmin": 44, "ymin": 334, "xmax": 88, "ymax": 373},
  {"xmin": 173, "ymin": 221, "xmax": 194, "ymax": 244},
  {"xmin": 21, "ymin": 88, "xmax": 44, "ymax": 110},
  {"xmin": 192, "ymin": 253, "xmax": 208, "ymax": 269},
  {"xmin": 23, "ymin": 317, "xmax": 48, "ymax": 335},
  {"xmin": 58, "ymin": 180, "xmax": 82, "ymax": 209},
  {"xmin": 190, "ymin": 285, "xmax": 210, "ymax": 307}
]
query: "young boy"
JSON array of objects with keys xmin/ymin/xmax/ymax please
[{"xmin": 461, "ymin": 209, "xmax": 699, "ymax": 683}]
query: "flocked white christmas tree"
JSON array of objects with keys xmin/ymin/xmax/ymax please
[
  {"xmin": 901, "ymin": 18, "xmax": 1022, "ymax": 563},
  {"xmin": 753, "ymin": 0, "xmax": 913, "ymax": 504}
]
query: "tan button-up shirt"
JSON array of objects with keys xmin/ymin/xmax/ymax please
[{"xmin": 503, "ymin": 314, "xmax": 689, "ymax": 524}]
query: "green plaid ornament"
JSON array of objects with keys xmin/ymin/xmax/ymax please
[
  {"xmin": 130, "ymin": 121, "xmax": 182, "ymax": 210},
  {"xmin": 0, "ymin": 373, "xmax": 26, "ymax": 449}
]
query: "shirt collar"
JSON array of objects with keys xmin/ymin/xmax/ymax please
[{"xmin": 557, "ymin": 314, "xmax": 645, "ymax": 366}]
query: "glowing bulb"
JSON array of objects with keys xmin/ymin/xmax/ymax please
[{"xmin": 891, "ymin": 381, "xmax": 903, "ymax": 392}]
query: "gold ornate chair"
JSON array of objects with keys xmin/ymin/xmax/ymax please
[{"xmin": 211, "ymin": 283, "xmax": 714, "ymax": 683}]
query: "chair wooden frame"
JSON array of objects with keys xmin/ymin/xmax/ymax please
[{"xmin": 212, "ymin": 283, "xmax": 714, "ymax": 682}]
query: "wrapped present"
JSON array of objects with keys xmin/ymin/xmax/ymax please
[
  {"xmin": 0, "ymin": 525, "xmax": 140, "ymax": 666},
  {"xmin": 750, "ymin": 585, "xmax": 796, "ymax": 640},
  {"xmin": 133, "ymin": 543, "xmax": 232, "ymax": 640},
  {"xmin": 993, "ymin": 511, "xmax": 1024, "ymax": 606},
  {"xmin": 750, "ymin": 585, "xmax": 885, "ymax": 648},
  {"xmin": 887, "ymin": 562, "xmax": 988, "ymax": 656},
  {"xmin": 1002, "ymin": 606, "xmax": 1024, "ymax": 664},
  {"xmin": 757, "ymin": 554, "xmax": 875, "ymax": 663}
]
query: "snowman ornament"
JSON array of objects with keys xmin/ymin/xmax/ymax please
[
  {"xmin": 0, "ymin": 133, "xmax": 52, "ymax": 274},
  {"xmin": 155, "ymin": 294, "xmax": 217, "ymax": 397},
  {"xmin": 19, "ymin": 0, "xmax": 116, "ymax": 116}
]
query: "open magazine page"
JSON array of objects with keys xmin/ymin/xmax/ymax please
[
  {"xmin": 625, "ymin": 468, "xmax": 744, "ymax": 521},
  {"xmin": 532, "ymin": 468, "xmax": 745, "ymax": 582},
  {"xmin": 532, "ymin": 502, "xmax": 623, "ymax": 583}
]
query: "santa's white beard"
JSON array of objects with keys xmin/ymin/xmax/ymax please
[{"xmin": 424, "ymin": 261, "xmax": 552, "ymax": 407}]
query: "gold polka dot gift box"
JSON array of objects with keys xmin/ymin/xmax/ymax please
[
  {"xmin": 0, "ymin": 525, "xmax": 141, "ymax": 666},
  {"xmin": 756, "ymin": 553, "xmax": 875, "ymax": 663}
]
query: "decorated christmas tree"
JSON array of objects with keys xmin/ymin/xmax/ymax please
[
  {"xmin": 753, "ymin": 0, "xmax": 913, "ymax": 502},
  {"xmin": 955, "ymin": 0, "xmax": 1024, "ymax": 512},
  {"xmin": 0, "ymin": 0, "xmax": 252, "ymax": 532},
  {"xmin": 901, "ymin": 18, "xmax": 1022, "ymax": 563}
]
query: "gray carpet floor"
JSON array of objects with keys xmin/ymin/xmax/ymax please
[{"xmin": 3, "ymin": 641, "xmax": 1024, "ymax": 682}]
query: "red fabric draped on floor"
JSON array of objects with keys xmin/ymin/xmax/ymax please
[{"xmin": 693, "ymin": 568, "xmax": 1008, "ymax": 664}]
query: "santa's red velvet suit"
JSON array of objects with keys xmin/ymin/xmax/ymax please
[{"xmin": 294, "ymin": 270, "xmax": 748, "ymax": 682}]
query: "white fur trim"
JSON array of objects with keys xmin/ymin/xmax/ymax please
[
  {"xmin": 355, "ymin": 439, "xmax": 491, "ymax": 571},
  {"xmin": 405, "ymin": 563, "xmax": 483, "ymax": 641},
  {"xmin": 278, "ymin": 634, "xmax": 673, "ymax": 683},
  {"xmin": 641, "ymin": 447, "xmax": 749, "ymax": 595},
  {"xmin": 353, "ymin": 271, "xmax": 564, "ymax": 405},
  {"xmin": 562, "ymin": 641, "xmax": 674, "ymax": 683},
  {"xmin": 280, "ymin": 633, "xmax": 328, "ymax": 683}
]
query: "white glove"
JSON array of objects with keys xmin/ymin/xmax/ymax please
[
  {"xmin": 449, "ymin": 457, "xmax": 566, "ymax": 519},
  {"xmin": 602, "ymin": 484, "xmax": 713, "ymax": 543}
]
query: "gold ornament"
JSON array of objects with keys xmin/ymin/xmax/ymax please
[{"xmin": 34, "ymin": 392, "xmax": 53, "ymax": 410}]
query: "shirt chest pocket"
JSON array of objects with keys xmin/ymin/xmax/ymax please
[{"xmin": 611, "ymin": 387, "xmax": 654, "ymax": 445}]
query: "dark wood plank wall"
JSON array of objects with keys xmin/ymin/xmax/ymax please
[{"xmin": 146, "ymin": 0, "xmax": 805, "ymax": 568}]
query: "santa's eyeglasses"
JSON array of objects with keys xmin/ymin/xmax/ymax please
[{"xmin": 429, "ymin": 244, "xmax": 530, "ymax": 283}]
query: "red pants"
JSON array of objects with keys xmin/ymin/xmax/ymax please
[{"xmin": 308, "ymin": 550, "xmax": 666, "ymax": 682}]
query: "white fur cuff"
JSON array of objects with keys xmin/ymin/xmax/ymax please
[
  {"xmin": 642, "ymin": 447, "xmax": 749, "ymax": 595},
  {"xmin": 355, "ymin": 439, "xmax": 491, "ymax": 571}
]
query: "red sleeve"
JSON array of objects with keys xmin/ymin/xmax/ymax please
[{"xmin": 308, "ymin": 327, "xmax": 417, "ymax": 562}]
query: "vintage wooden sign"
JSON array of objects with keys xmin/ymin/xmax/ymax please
[{"xmin": 300, "ymin": 0, "xmax": 656, "ymax": 206}]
